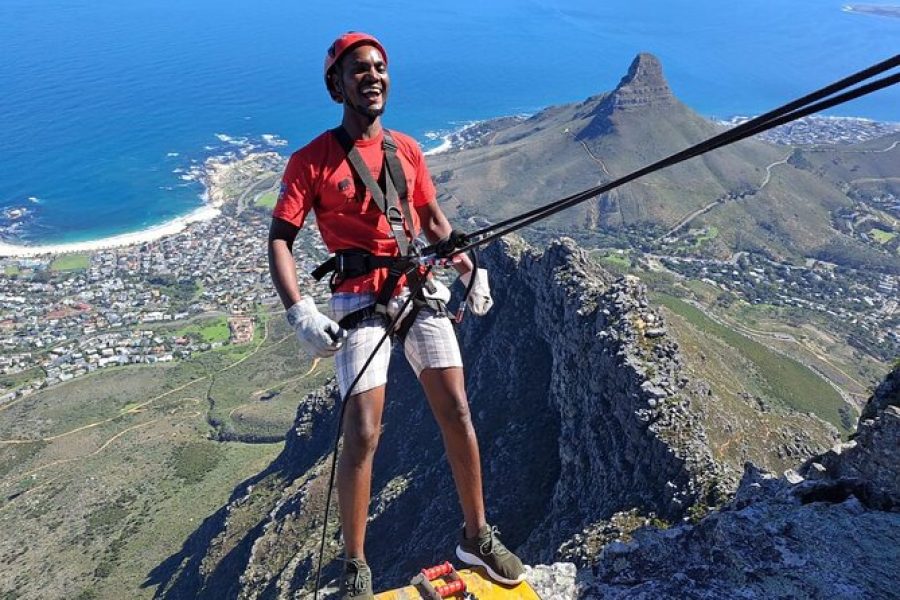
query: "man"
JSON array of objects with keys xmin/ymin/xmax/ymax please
[{"xmin": 267, "ymin": 32, "xmax": 525, "ymax": 599}]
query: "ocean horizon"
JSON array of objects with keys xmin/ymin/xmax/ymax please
[{"xmin": 1, "ymin": 0, "xmax": 899, "ymax": 252}]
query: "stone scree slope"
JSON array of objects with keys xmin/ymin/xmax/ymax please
[{"xmin": 571, "ymin": 365, "xmax": 900, "ymax": 600}]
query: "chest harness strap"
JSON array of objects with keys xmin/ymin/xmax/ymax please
[{"xmin": 312, "ymin": 126, "xmax": 446, "ymax": 340}]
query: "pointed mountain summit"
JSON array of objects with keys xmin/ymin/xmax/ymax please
[
  {"xmin": 426, "ymin": 53, "xmax": 884, "ymax": 270},
  {"xmin": 605, "ymin": 52, "xmax": 676, "ymax": 111},
  {"xmin": 577, "ymin": 52, "xmax": 686, "ymax": 139}
]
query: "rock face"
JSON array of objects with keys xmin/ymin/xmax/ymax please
[
  {"xmin": 471, "ymin": 238, "xmax": 731, "ymax": 562},
  {"xmin": 605, "ymin": 53, "xmax": 676, "ymax": 111},
  {"xmin": 577, "ymin": 52, "xmax": 683, "ymax": 141},
  {"xmin": 579, "ymin": 365, "xmax": 900, "ymax": 599},
  {"xmin": 150, "ymin": 237, "xmax": 733, "ymax": 598}
]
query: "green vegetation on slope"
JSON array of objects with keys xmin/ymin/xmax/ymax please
[
  {"xmin": 654, "ymin": 293, "xmax": 848, "ymax": 432},
  {"xmin": 0, "ymin": 367, "xmax": 44, "ymax": 391},
  {"xmin": 870, "ymin": 229, "xmax": 896, "ymax": 244},
  {"xmin": 0, "ymin": 303, "xmax": 333, "ymax": 599}
]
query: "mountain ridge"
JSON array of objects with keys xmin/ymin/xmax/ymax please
[
  {"xmin": 428, "ymin": 53, "xmax": 898, "ymax": 273},
  {"xmin": 147, "ymin": 236, "xmax": 841, "ymax": 598}
]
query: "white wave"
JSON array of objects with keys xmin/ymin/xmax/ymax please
[
  {"xmin": 261, "ymin": 133, "xmax": 288, "ymax": 147},
  {"xmin": 27, "ymin": 196, "xmax": 41, "ymax": 204},
  {"xmin": 424, "ymin": 137, "xmax": 453, "ymax": 156},
  {"xmin": 3, "ymin": 207, "xmax": 28, "ymax": 220},
  {"xmin": 423, "ymin": 120, "xmax": 485, "ymax": 156},
  {"xmin": 214, "ymin": 133, "xmax": 249, "ymax": 147},
  {"xmin": 166, "ymin": 152, "xmax": 180, "ymax": 157}
]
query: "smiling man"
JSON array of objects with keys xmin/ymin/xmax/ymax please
[{"xmin": 266, "ymin": 32, "xmax": 526, "ymax": 599}]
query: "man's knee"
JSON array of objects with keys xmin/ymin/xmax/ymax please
[
  {"xmin": 342, "ymin": 390, "xmax": 385, "ymax": 463},
  {"xmin": 436, "ymin": 395, "xmax": 474, "ymax": 431},
  {"xmin": 343, "ymin": 421, "xmax": 381, "ymax": 460}
]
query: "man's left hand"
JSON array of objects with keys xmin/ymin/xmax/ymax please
[{"xmin": 459, "ymin": 268, "xmax": 493, "ymax": 316}]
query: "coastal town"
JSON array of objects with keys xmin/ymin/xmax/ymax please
[
  {"xmin": 1, "ymin": 116, "xmax": 898, "ymax": 403},
  {"xmin": 648, "ymin": 247, "xmax": 899, "ymax": 361},
  {"xmin": 0, "ymin": 153, "xmax": 334, "ymax": 404}
]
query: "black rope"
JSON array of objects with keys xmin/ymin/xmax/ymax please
[
  {"xmin": 313, "ymin": 264, "xmax": 432, "ymax": 600},
  {"xmin": 428, "ymin": 54, "xmax": 899, "ymax": 258}
]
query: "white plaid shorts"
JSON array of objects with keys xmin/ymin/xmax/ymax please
[{"xmin": 330, "ymin": 291, "xmax": 463, "ymax": 398}]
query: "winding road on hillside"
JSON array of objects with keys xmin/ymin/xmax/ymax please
[{"xmin": 659, "ymin": 153, "xmax": 792, "ymax": 241}]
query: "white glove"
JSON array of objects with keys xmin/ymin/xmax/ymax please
[
  {"xmin": 286, "ymin": 297, "xmax": 347, "ymax": 358},
  {"xmin": 386, "ymin": 280, "xmax": 452, "ymax": 322},
  {"xmin": 459, "ymin": 268, "xmax": 493, "ymax": 316}
]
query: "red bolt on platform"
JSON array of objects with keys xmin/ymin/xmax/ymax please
[
  {"xmin": 421, "ymin": 561, "xmax": 453, "ymax": 580},
  {"xmin": 435, "ymin": 579, "xmax": 466, "ymax": 597}
]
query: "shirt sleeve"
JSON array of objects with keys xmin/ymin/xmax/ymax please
[
  {"xmin": 272, "ymin": 152, "xmax": 315, "ymax": 228},
  {"xmin": 410, "ymin": 142, "xmax": 437, "ymax": 208}
]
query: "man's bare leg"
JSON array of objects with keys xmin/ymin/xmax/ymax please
[
  {"xmin": 337, "ymin": 384, "xmax": 387, "ymax": 561},
  {"xmin": 419, "ymin": 366, "xmax": 486, "ymax": 538}
]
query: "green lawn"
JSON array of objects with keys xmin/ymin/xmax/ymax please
[
  {"xmin": 254, "ymin": 192, "xmax": 278, "ymax": 209},
  {"xmin": 174, "ymin": 317, "xmax": 231, "ymax": 344},
  {"xmin": 870, "ymin": 229, "xmax": 896, "ymax": 244},
  {"xmin": 50, "ymin": 253, "xmax": 91, "ymax": 271},
  {"xmin": 592, "ymin": 250, "xmax": 631, "ymax": 274},
  {"xmin": 3, "ymin": 264, "xmax": 20, "ymax": 276},
  {"xmin": 695, "ymin": 226, "xmax": 719, "ymax": 244},
  {"xmin": 654, "ymin": 293, "xmax": 849, "ymax": 432}
]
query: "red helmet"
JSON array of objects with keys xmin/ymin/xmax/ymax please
[{"xmin": 323, "ymin": 31, "xmax": 388, "ymax": 86}]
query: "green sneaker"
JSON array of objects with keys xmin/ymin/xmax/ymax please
[
  {"xmin": 455, "ymin": 524, "xmax": 526, "ymax": 585},
  {"xmin": 339, "ymin": 558, "xmax": 373, "ymax": 600}
]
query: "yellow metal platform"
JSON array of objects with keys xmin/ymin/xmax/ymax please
[{"xmin": 374, "ymin": 567, "xmax": 541, "ymax": 600}]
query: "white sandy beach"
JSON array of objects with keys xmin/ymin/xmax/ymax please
[
  {"xmin": 0, "ymin": 151, "xmax": 280, "ymax": 259},
  {"xmin": 0, "ymin": 205, "xmax": 222, "ymax": 258}
]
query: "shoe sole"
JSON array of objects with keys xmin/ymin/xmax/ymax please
[{"xmin": 455, "ymin": 545, "xmax": 527, "ymax": 586}]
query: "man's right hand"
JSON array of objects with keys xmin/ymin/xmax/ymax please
[{"xmin": 286, "ymin": 297, "xmax": 347, "ymax": 358}]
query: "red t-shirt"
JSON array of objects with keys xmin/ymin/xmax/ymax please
[{"xmin": 273, "ymin": 129, "xmax": 436, "ymax": 294}]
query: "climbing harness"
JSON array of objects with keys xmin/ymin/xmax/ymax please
[
  {"xmin": 312, "ymin": 53, "xmax": 898, "ymax": 599},
  {"xmin": 311, "ymin": 126, "xmax": 470, "ymax": 340}
]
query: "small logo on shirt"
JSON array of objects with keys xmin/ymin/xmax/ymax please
[{"xmin": 277, "ymin": 181, "xmax": 287, "ymax": 201}]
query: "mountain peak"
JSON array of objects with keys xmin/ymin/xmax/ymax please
[{"xmin": 608, "ymin": 52, "xmax": 675, "ymax": 110}]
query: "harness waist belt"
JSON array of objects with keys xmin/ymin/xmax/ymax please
[{"xmin": 311, "ymin": 250, "xmax": 404, "ymax": 283}]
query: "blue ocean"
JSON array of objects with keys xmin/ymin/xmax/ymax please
[{"xmin": 1, "ymin": 0, "xmax": 898, "ymax": 247}]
